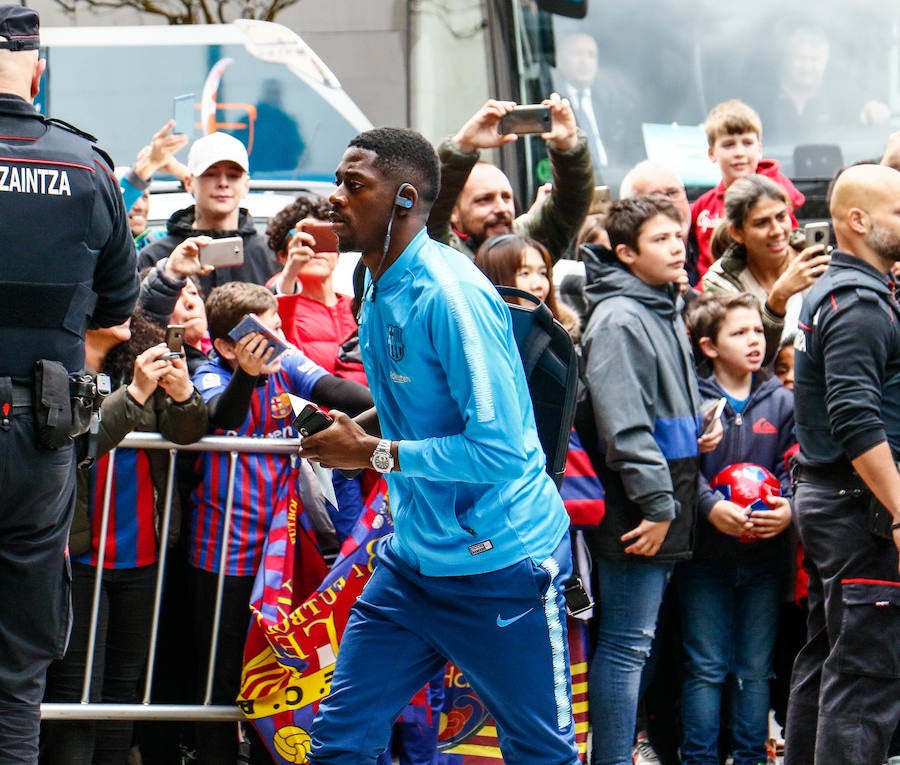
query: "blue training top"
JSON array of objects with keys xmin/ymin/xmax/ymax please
[{"xmin": 358, "ymin": 228, "xmax": 569, "ymax": 576}]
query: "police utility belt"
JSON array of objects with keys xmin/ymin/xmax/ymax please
[{"xmin": 30, "ymin": 359, "xmax": 109, "ymax": 452}]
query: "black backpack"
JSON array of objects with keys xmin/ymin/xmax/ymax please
[{"xmin": 496, "ymin": 286, "xmax": 580, "ymax": 488}]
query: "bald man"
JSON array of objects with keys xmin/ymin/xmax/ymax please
[
  {"xmin": 620, "ymin": 160, "xmax": 699, "ymax": 285},
  {"xmin": 785, "ymin": 163, "xmax": 900, "ymax": 765}
]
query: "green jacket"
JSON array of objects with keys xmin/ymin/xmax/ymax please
[
  {"xmin": 426, "ymin": 130, "xmax": 595, "ymax": 263},
  {"xmin": 70, "ymin": 384, "xmax": 208, "ymax": 558}
]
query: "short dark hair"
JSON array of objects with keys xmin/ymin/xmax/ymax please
[
  {"xmin": 266, "ymin": 193, "xmax": 331, "ymax": 254},
  {"xmin": 605, "ymin": 195, "xmax": 682, "ymax": 254},
  {"xmin": 348, "ymin": 127, "xmax": 440, "ymax": 205},
  {"xmin": 686, "ymin": 291, "xmax": 762, "ymax": 355},
  {"xmin": 205, "ymin": 281, "xmax": 277, "ymax": 342}
]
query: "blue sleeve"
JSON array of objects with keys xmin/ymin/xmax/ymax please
[
  {"xmin": 192, "ymin": 363, "xmax": 232, "ymax": 402},
  {"xmin": 119, "ymin": 168, "xmax": 151, "ymax": 213},
  {"xmin": 120, "ymin": 176, "xmax": 141, "ymax": 213},
  {"xmin": 283, "ymin": 351, "xmax": 329, "ymax": 401},
  {"xmin": 398, "ymin": 281, "xmax": 536, "ymax": 483}
]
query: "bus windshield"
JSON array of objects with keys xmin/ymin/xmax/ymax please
[{"xmin": 516, "ymin": 0, "xmax": 899, "ymax": 197}]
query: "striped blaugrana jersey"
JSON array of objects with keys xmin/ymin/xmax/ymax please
[{"xmin": 190, "ymin": 352, "xmax": 327, "ymax": 576}]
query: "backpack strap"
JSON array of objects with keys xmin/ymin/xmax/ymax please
[{"xmin": 495, "ymin": 286, "xmax": 555, "ymax": 378}]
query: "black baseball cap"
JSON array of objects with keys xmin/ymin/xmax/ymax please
[{"xmin": 0, "ymin": 5, "xmax": 39, "ymax": 52}]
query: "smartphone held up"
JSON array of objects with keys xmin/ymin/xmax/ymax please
[
  {"xmin": 163, "ymin": 324, "xmax": 185, "ymax": 360},
  {"xmin": 498, "ymin": 105, "xmax": 553, "ymax": 136},
  {"xmin": 200, "ymin": 236, "xmax": 245, "ymax": 269},
  {"xmin": 289, "ymin": 221, "xmax": 339, "ymax": 253},
  {"xmin": 172, "ymin": 93, "xmax": 195, "ymax": 138}
]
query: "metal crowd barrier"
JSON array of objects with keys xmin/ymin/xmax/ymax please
[{"xmin": 40, "ymin": 432, "xmax": 306, "ymax": 724}]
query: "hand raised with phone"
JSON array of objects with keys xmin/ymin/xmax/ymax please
[
  {"xmin": 277, "ymin": 218, "xmax": 339, "ymax": 292},
  {"xmin": 165, "ymin": 236, "xmax": 215, "ymax": 280},
  {"xmin": 770, "ymin": 243, "xmax": 830, "ymax": 312},
  {"xmin": 228, "ymin": 313, "xmax": 290, "ymax": 376},
  {"xmin": 542, "ymin": 92, "xmax": 579, "ymax": 152},
  {"xmin": 452, "ymin": 99, "xmax": 520, "ymax": 153}
]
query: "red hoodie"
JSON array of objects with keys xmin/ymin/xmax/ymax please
[{"xmin": 690, "ymin": 158, "xmax": 806, "ymax": 279}]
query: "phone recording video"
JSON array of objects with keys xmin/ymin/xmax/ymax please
[
  {"xmin": 498, "ymin": 105, "xmax": 553, "ymax": 136},
  {"xmin": 227, "ymin": 313, "xmax": 290, "ymax": 362},
  {"xmin": 301, "ymin": 221, "xmax": 340, "ymax": 253},
  {"xmin": 803, "ymin": 221, "xmax": 831, "ymax": 248},
  {"xmin": 163, "ymin": 324, "xmax": 185, "ymax": 360},
  {"xmin": 200, "ymin": 236, "xmax": 245, "ymax": 269},
  {"xmin": 172, "ymin": 93, "xmax": 195, "ymax": 138}
]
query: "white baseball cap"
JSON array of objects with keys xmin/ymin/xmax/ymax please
[{"xmin": 187, "ymin": 132, "xmax": 249, "ymax": 176}]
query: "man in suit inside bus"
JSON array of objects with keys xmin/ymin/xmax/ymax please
[{"xmin": 552, "ymin": 31, "xmax": 645, "ymax": 180}]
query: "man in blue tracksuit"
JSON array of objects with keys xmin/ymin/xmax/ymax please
[{"xmin": 300, "ymin": 127, "xmax": 578, "ymax": 765}]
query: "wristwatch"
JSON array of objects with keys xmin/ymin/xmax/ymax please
[{"xmin": 370, "ymin": 439, "xmax": 395, "ymax": 473}]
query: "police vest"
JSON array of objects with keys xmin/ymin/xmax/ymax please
[
  {"xmin": 794, "ymin": 260, "xmax": 900, "ymax": 464},
  {"xmin": 0, "ymin": 111, "xmax": 109, "ymax": 379}
]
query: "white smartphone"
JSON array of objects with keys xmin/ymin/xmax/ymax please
[
  {"xmin": 701, "ymin": 397, "xmax": 727, "ymax": 435},
  {"xmin": 200, "ymin": 236, "xmax": 244, "ymax": 268},
  {"xmin": 172, "ymin": 93, "xmax": 195, "ymax": 138},
  {"xmin": 803, "ymin": 221, "xmax": 831, "ymax": 247}
]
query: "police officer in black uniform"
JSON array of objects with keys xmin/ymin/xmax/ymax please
[
  {"xmin": 0, "ymin": 7, "xmax": 138, "ymax": 762},
  {"xmin": 784, "ymin": 162, "xmax": 900, "ymax": 765}
]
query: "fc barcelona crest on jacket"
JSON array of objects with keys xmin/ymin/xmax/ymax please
[{"xmin": 387, "ymin": 324, "xmax": 404, "ymax": 361}]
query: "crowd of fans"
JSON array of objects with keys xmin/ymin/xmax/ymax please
[{"xmin": 37, "ymin": 91, "xmax": 900, "ymax": 765}]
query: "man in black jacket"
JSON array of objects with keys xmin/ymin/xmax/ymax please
[
  {"xmin": 138, "ymin": 131, "xmax": 280, "ymax": 292},
  {"xmin": 785, "ymin": 162, "xmax": 900, "ymax": 765},
  {"xmin": 0, "ymin": 6, "xmax": 138, "ymax": 760}
]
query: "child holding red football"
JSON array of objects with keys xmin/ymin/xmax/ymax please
[{"xmin": 680, "ymin": 291, "xmax": 795, "ymax": 765}]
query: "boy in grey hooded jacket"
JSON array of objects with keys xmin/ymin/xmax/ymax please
[{"xmin": 578, "ymin": 195, "xmax": 713, "ymax": 765}]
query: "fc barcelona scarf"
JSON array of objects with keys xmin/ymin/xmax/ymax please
[
  {"xmin": 436, "ymin": 616, "xmax": 590, "ymax": 763},
  {"xmin": 239, "ymin": 474, "xmax": 391, "ymax": 763}
]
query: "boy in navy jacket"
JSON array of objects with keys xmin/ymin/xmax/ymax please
[{"xmin": 680, "ymin": 291, "xmax": 794, "ymax": 765}]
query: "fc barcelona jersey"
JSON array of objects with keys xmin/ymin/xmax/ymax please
[
  {"xmin": 190, "ymin": 352, "xmax": 327, "ymax": 576},
  {"xmin": 75, "ymin": 448, "xmax": 158, "ymax": 569}
]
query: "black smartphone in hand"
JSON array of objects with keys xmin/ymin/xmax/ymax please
[
  {"xmin": 293, "ymin": 403, "xmax": 334, "ymax": 436},
  {"xmin": 498, "ymin": 105, "xmax": 552, "ymax": 135}
]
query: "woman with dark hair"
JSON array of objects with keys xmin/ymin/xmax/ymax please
[
  {"xmin": 42, "ymin": 309, "xmax": 207, "ymax": 765},
  {"xmin": 702, "ymin": 174, "xmax": 830, "ymax": 363},
  {"xmin": 266, "ymin": 194, "xmax": 367, "ymax": 385},
  {"xmin": 475, "ymin": 233, "xmax": 580, "ymax": 339}
]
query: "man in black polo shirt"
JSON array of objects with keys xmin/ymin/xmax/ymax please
[{"xmin": 785, "ymin": 162, "xmax": 900, "ymax": 765}]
